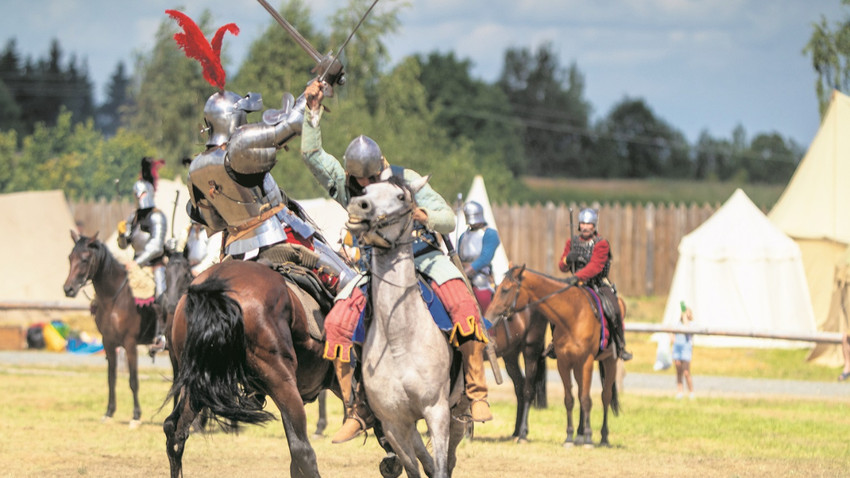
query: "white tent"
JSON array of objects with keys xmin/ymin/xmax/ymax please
[
  {"xmin": 450, "ymin": 175, "xmax": 510, "ymax": 284},
  {"xmin": 663, "ymin": 189, "xmax": 816, "ymax": 348},
  {"xmin": 0, "ymin": 190, "xmax": 89, "ymax": 308},
  {"xmin": 768, "ymin": 90, "xmax": 850, "ymax": 363}
]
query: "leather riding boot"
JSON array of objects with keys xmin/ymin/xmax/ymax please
[
  {"xmin": 460, "ymin": 340, "xmax": 492, "ymax": 422},
  {"xmin": 331, "ymin": 359, "xmax": 375, "ymax": 443},
  {"xmin": 614, "ymin": 320, "xmax": 633, "ymax": 361}
]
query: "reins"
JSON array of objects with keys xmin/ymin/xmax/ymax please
[{"xmin": 495, "ymin": 268, "xmax": 575, "ymax": 321}]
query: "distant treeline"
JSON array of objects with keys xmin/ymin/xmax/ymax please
[{"xmin": 0, "ymin": 1, "xmax": 806, "ymax": 203}]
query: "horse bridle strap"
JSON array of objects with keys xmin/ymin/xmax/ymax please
[{"xmin": 502, "ymin": 269, "xmax": 574, "ymax": 318}]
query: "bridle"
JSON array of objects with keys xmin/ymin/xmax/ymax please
[
  {"xmin": 71, "ymin": 240, "xmax": 128, "ymax": 304},
  {"xmin": 492, "ymin": 267, "xmax": 575, "ymax": 322}
]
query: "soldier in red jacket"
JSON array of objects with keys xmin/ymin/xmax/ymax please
[{"xmin": 557, "ymin": 208, "xmax": 632, "ymax": 361}]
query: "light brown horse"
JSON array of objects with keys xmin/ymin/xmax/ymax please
[
  {"xmin": 163, "ymin": 260, "xmax": 337, "ymax": 478},
  {"xmin": 487, "ymin": 264, "xmax": 621, "ymax": 447},
  {"xmin": 63, "ymin": 231, "xmax": 160, "ymax": 428}
]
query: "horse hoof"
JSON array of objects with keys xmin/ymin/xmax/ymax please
[
  {"xmin": 379, "ymin": 453, "xmax": 402, "ymax": 478},
  {"xmin": 311, "ymin": 433, "xmax": 325, "ymax": 440},
  {"xmin": 562, "ymin": 441, "xmax": 575, "ymax": 449},
  {"xmin": 100, "ymin": 415, "xmax": 112, "ymax": 424},
  {"xmin": 582, "ymin": 442, "xmax": 595, "ymax": 449},
  {"xmin": 515, "ymin": 437, "xmax": 529, "ymax": 445},
  {"xmin": 128, "ymin": 419, "xmax": 142, "ymax": 430}
]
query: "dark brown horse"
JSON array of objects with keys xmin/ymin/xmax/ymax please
[
  {"xmin": 486, "ymin": 305, "xmax": 549, "ymax": 443},
  {"xmin": 63, "ymin": 231, "xmax": 160, "ymax": 428},
  {"xmin": 487, "ymin": 264, "xmax": 621, "ymax": 447},
  {"xmin": 163, "ymin": 259, "xmax": 337, "ymax": 478}
]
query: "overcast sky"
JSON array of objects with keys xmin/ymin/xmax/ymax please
[{"xmin": 1, "ymin": 0, "xmax": 845, "ymax": 147}]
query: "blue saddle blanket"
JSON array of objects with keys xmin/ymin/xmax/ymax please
[{"xmin": 352, "ymin": 281, "xmax": 493, "ymax": 344}]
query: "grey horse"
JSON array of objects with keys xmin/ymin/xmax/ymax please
[{"xmin": 346, "ymin": 177, "xmax": 467, "ymax": 478}]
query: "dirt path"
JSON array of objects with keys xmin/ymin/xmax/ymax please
[{"xmin": 3, "ymin": 350, "xmax": 847, "ymax": 401}]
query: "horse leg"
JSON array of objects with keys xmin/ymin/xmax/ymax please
[
  {"xmin": 312, "ymin": 390, "xmax": 327, "ymax": 439},
  {"xmin": 599, "ymin": 356, "xmax": 618, "ymax": 447},
  {"xmin": 263, "ymin": 371, "xmax": 320, "ymax": 478},
  {"xmin": 518, "ymin": 346, "xmax": 544, "ymax": 443},
  {"xmin": 381, "ymin": 424, "xmax": 422, "ymax": 478},
  {"xmin": 502, "ymin": 350, "xmax": 527, "ymax": 441},
  {"xmin": 578, "ymin": 357, "xmax": 594, "ymax": 447},
  {"xmin": 164, "ymin": 387, "xmax": 197, "ymax": 478},
  {"xmin": 422, "ymin": 403, "xmax": 452, "ymax": 478},
  {"xmin": 103, "ymin": 343, "xmax": 118, "ymax": 423},
  {"xmin": 124, "ymin": 339, "xmax": 142, "ymax": 428},
  {"xmin": 556, "ymin": 354, "xmax": 575, "ymax": 448}
]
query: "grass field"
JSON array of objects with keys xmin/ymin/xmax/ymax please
[
  {"xmin": 518, "ymin": 177, "xmax": 786, "ymax": 209},
  {"xmin": 0, "ymin": 357, "xmax": 848, "ymax": 478}
]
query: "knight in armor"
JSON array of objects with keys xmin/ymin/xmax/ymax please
[
  {"xmin": 301, "ymin": 80, "xmax": 493, "ymax": 443},
  {"xmin": 556, "ymin": 207, "xmax": 632, "ymax": 361},
  {"xmin": 117, "ymin": 156, "xmax": 168, "ymax": 298},
  {"xmin": 167, "ymin": 10, "xmax": 356, "ymax": 298},
  {"xmin": 458, "ymin": 201, "xmax": 501, "ymax": 313},
  {"xmin": 184, "ymin": 222, "xmax": 212, "ymax": 276}
]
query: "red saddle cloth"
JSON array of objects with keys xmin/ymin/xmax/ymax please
[{"xmin": 135, "ymin": 296, "xmax": 156, "ymax": 308}]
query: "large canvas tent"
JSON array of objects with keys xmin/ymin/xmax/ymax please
[
  {"xmin": 663, "ymin": 189, "xmax": 816, "ymax": 348},
  {"xmin": 0, "ymin": 190, "xmax": 90, "ymax": 312},
  {"xmin": 768, "ymin": 89, "xmax": 850, "ymax": 362}
]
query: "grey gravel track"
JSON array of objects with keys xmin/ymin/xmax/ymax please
[{"xmin": 2, "ymin": 350, "xmax": 848, "ymax": 400}]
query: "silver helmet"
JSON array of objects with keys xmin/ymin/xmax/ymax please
[
  {"xmin": 463, "ymin": 201, "xmax": 487, "ymax": 226},
  {"xmin": 133, "ymin": 180, "xmax": 156, "ymax": 209},
  {"xmin": 343, "ymin": 135, "xmax": 384, "ymax": 178},
  {"xmin": 578, "ymin": 207, "xmax": 598, "ymax": 227},
  {"xmin": 203, "ymin": 90, "xmax": 262, "ymax": 147}
]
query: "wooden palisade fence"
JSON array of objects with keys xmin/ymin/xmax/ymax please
[
  {"xmin": 70, "ymin": 199, "xmax": 718, "ymax": 297},
  {"xmin": 491, "ymin": 202, "xmax": 717, "ymax": 297}
]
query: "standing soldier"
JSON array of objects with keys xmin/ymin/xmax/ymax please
[
  {"xmin": 117, "ymin": 156, "xmax": 168, "ymax": 299},
  {"xmin": 558, "ymin": 207, "xmax": 632, "ymax": 361},
  {"xmin": 458, "ymin": 200, "xmax": 501, "ymax": 313}
]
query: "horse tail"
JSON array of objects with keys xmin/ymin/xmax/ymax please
[
  {"xmin": 532, "ymin": 353, "xmax": 548, "ymax": 409},
  {"xmin": 598, "ymin": 360, "xmax": 620, "ymax": 416},
  {"xmin": 170, "ymin": 276, "xmax": 274, "ymax": 430}
]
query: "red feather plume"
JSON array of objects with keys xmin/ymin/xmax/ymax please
[{"xmin": 165, "ymin": 9, "xmax": 239, "ymax": 90}]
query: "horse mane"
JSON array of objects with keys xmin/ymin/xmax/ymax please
[
  {"xmin": 75, "ymin": 235, "xmax": 125, "ymax": 280},
  {"xmin": 509, "ymin": 264, "xmax": 570, "ymax": 284}
]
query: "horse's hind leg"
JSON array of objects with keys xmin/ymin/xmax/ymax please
[
  {"xmin": 382, "ymin": 425, "xmax": 423, "ymax": 478},
  {"xmin": 164, "ymin": 388, "xmax": 197, "ymax": 478},
  {"xmin": 125, "ymin": 340, "xmax": 142, "ymax": 428},
  {"xmin": 265, "ymin": 375, "xmax": 320, "ymax": 478}
]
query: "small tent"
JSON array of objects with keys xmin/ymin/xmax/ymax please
[
  {"xmin": 663, "ymin": 189, "xmax": 816, "ymax": 348},
  {"xmin": 451, "ymin": 175, "xmax": 510, "ymax": 284},
  {"xmin": 768, "ymin": 90, "xmax": 850, "ymax": 362}
]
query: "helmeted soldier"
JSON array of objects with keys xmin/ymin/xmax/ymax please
[
  {"xmin": 117, "ymin": 156, "xmax": 168, "ymax": 298},
  {"xmin": 301, "ymin": 80, "xmax": 493, "ymax": 444},
  {"xmin": 166, "ymin": 10, "xmax": 356, "ymax": 296},
  {"xmin": 557, "ymin": 207, "xmax": 632, "ymax": 361},
  {"xmin": 458, "ymin": 201, "xmax": 501, "ymax": 312}
]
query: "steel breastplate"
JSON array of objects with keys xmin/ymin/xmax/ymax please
[
  {"xmin": 188, "ymin": 148, "xmax": 286, "ymax": 254},
  {"xmin": 459, "ymin": 228, "xmax": 486, "ymax": 263},
  {"xmin": 130, "ymin": 223, "xmax": 152, "ymax": 254}
]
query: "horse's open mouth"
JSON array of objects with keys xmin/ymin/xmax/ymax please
[{"xmin": 346, "ymin": 216, "xmax": 369, "ymax": 235}]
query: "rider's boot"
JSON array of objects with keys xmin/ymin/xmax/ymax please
[
  {"xmin": 460, "ymin": 339, "xmax": 493, "ymax": 422},
  {"xmin": 331, "ymin": 359, "xmax": 375, "ymax": 443},
  {"xmin": 613, "ymin": 319, "xmax": 633, "ymax": 361}
]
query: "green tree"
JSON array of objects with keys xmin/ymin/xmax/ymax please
[
  {"xmin": 129, "ymin": 11, "xmax": 218, "ymax": 171},
  {"xmin": 97, "ymin": 61, "xmax": 132, "ymax": 137},
  {"xmin": 804, "ymin": 0, "xmax": 850, "ymax": 116},
  {"xmin": 592, "ymin": 97, "xmax": 690, "ymax": 178},
  {"xmin": 230, "ymin": 0, "xmax": 323, "ymax": 107},
  {"xmin": 498, "ymin": 44, "xmax": 591, "ymax": 177},
  {"xmin": 416, "ymin": 51, "xmax": 524, "ymax": 178}
]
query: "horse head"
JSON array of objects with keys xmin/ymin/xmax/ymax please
[
  {"xmin": 345, "ymin": 175, "xmax": 429, "ymax": 249},
  {"xmin": 64, "ymin": 230, "xmax": 101, "ymax": 298},
  {"xmin": 488, "ymin": 263, "xmax": 528, "ymax": 322},
  {"xmin": 162, "ymin": 249, "xmax": 193, "ymax": 316}
]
